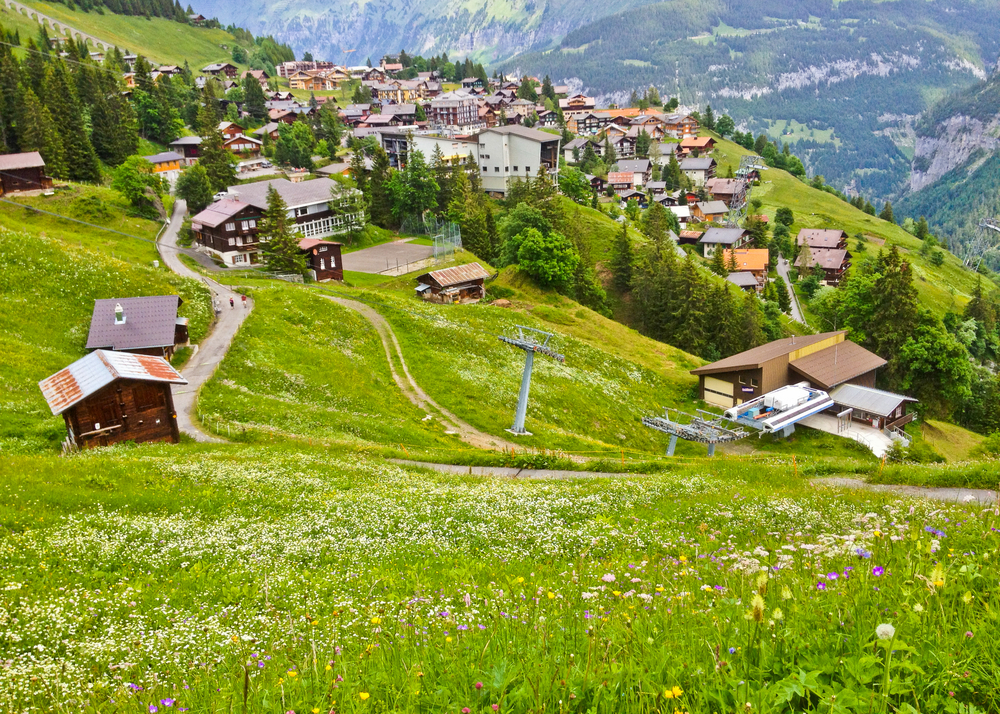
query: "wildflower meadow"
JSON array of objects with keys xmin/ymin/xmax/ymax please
[{"xmin": 1, "ymin": 445, "xmax": 998, "ymax": 714}]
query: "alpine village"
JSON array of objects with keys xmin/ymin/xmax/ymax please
[{"xmin": 2, "ymin": 1, "xmax": 1000, "ymax": 712}]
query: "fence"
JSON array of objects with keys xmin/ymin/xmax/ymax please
[{"xmin": 400, "ymin": 214, "xmax": 463, "ymax": 263}]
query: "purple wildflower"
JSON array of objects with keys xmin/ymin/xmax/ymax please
[
  {"xmin": 817, "ymin": 582, "xmax": 826, "ymax": 590},
  {"xmin": 160, "ymin": 700, "xmax": 175, "ymax": 707},
  {"xmin": 873, "ymin": 566, "xmax": 885, "ymax": 577},
  {"xmin": 827, "ymin": 572, "xmax": 839, "ymax": 580}
]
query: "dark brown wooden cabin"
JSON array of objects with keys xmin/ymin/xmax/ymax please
[
  {"xmin": 415, "ymin": 262, "xmax": 492, "ymax": 303},
  {"xmin": 0, "ymin": 152, "xmax": 52, "ymax": 194},
  {"xmin": 299, "ymin": 238, "xmax": 344, "ymax": 281},
  {"xmin": 39, "ymin": 350, "xmax": 188, "ymax": 450}
]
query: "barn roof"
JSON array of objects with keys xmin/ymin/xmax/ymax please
[
  {"xmin": 421, "ymin": 262, "xmax": 491, "ymax": 288},
  {"xmin": 691, "ymin": 331, "xmax": 848, "ymax": 376},
  {"xmin": 0, "ymin": 151, "xmax": 45, "ymax": 170},
  {"xmin": 788, "ymin": 340, "xmax": 887, "ymax": 390},
  {"xmin": 86, "ymin": 296, "xmax": 183, "ymax": 351},
  {"xmin": 39, "ymin": 350, "xmax": 187, "ymax": 415}
]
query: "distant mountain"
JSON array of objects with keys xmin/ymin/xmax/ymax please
[
  {"xmin": 500, "ymin": 0, "xmax": 1000, "ymax": 202},
  {"xmin": 189, "ymin": 0, "xmax": 656, "ymax": 66},
  {"xmin": 896, "ymin": 71, "xmax": 1000, "ymax": 267}
]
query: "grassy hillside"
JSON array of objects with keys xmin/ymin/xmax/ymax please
[
  {"xmin": 708, "ymin": 132, "xmax": 985, "ymax": 318},
  {"xmin": 0, "ymin": 229, "xmax": 211, "ymax": 452},
  {"xmin": 7, "ymin": 1, "xmax": 242, "ymax": 68}
]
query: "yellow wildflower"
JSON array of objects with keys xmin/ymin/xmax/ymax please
[
  {"xmin": 325, "ymin": 665, "xmax": 332, "ymax": 671},
  {"xmin": 446, "ymin": 636, "xmax": 453, "ymax": 643},
  {"xmin": 313, "ymin": 709, "xmax": 321, "ymax": 713},
  {"xmin": 962, "ymin": 591, "xmax": 974, "ymax": 604},
  {"xmin": 370, "ymin": 617, "xmax": 381, "ymax": 625},
  {"xmin": 672, "ymin": 685, "xmax": 684, "ymax": 697},
  {"xmin": 517, "ymin": 577, "xmax": 524, "ymax": 583},
  {"xmin": 664, "ymin": 690, "xmax": 674, "ymax": 699},
  {"xmin": 359, "ymin": 692, "xmax": 370, "ymax": 701},
  {"xmin": 548, "ymin": 592, "xmax": 555, "ymax": 599},
  {"xmin": 287, "ymin": 670, "xmax": 298, "ymax": 678}
]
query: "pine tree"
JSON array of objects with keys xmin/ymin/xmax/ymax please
[
  {"xmin": 368, "ymin": 147, "xmax": 393, "ymax": 228},
  {"xmin": 610, "ymin": 221, "xmax": 633, "ymax": 292},
  {"xmin": 242, "ymin": 75, "xmax": 267, "ymax": 120},
  {"xmin": 726, "ymin": 249, "xmax": 739, "ymax": 273},
  {"xmin": 18, "ymin": 86, "xmax": 65, "ymax": 178},
  {"xmin": 197, "ymin": 102, "xmax": 236, "ymax": 192},
  {"xmin": 738, "ymin": 292, "xmax": 766, "ymax": 351},
  {"xmin": 879, "ymin": 201, "xmax": 895, "ymax": 224},
  {"xmin": 774, "ymin": 275, "xmax": 792, "ymax": 313},
  {"xmin": 0, "ymin": 43, "xmax": 21, "ymax": 152},
  {"xmin": 703, "ymin": 104, "xmax": 715, "ymax": 130},
  {"xmin": 24, "ymin": 39, "xmax": 48, "ymax": 95},
  {"xmin": 91, "ymin": 73, "xmax": 138, "ymax": 166},
  {"xmin": 259, "ymin": 185, "xmax": 306, "ymax": 274},
  {"xmin": 42, "ymin": 61, "xmax": 100, "ymax": 183},
  {"xmin": 430, "ymin": 144, "xmax": 452, "ymax": 216}
]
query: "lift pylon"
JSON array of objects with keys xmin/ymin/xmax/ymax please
[
  {"xmin": 499, "ymin": 326, "xmax": 565, "ymax": 436},
  {"xmin": 725, "ymin": 154, "xmax": 765, "ymax": 228},
  {"xmin": 963, "ymin": 218, "xmax": 1000, "ymax": 272}
]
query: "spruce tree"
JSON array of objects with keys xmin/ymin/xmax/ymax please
[
  {"xmin": 18, "ymin": 87, "xmax": 65, "ymax": 178},
  {"xmin": 738, "ymin": 291, "xmax": 766, "ymax": 351},
  {"xmin": 710, "ymin": 245, "xmax": 727, "ymax": 276},
  {"xmin": 42, "ymin": 61, "xmax": 100, "ymax": 183},
  {"xmin": 259, "ymin": 185, "xmax": 306, "ymax": 274},
  {"xmin": 610, "ymin": 221, "xmax": 633, "ymax": 292},
  {"xmin": 879, "ymin": 201, "xmax": 895, "ymax": 224},
  {"xmin": 24, "ymin": 39, "xmax": 48, "ymax": 95},
  {"xmin": 242, "ymin": 75, "xmax": 267, "ymax": 120},
  {"xmin": 367, "ymin": 147, "xmax": 393, "ymax": 228},
  {"xmin": 197, "ymin": 102, "xmax": 236, "ymax": 192},
  {"xmin": 91, "ymin": 74, "xmax": 138, "ymax": 167}
]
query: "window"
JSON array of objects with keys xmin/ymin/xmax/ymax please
[
  {"xmin": 132, "ymin": 383, "xmax": 164, "ymax": 412},
  {"xmin": 319, "ymin": 258, "xmax": 326, "ymax": 270},
  {"xmin": 228, "ymin": 237, "xmax": 235, "ymax": 246},
  {"xmin": 225, "ymin": 222, "xmax": 235, "ymax": 232},
  {"xmin": 295, "ymin": 207, "xmax": 308, "ymax": 217},
  {"xmin": 513, "ymin": 166, "xmax": 518, "ymax": 172},
  {"xmin": 482, "ymin": 166, "xmax": 487, "ymax": 172},
  {"xmin": 525, "ymin": 166, "xmax": 531, "ymax": 173},
  {"xmin": 241, "ymin": 220, "xmax": 255, "ymax": 230},
  {"xmin": 318, "ymin": 246, "xmax": 327, "ymax": 252},
  {"xmin": 494, "ymin": 167, "xmax": 499, "ymax": 172}
]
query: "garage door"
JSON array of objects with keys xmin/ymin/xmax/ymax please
[{"xmin": 703, "ymin": 377, "xmax": 734, "ymax": 409}]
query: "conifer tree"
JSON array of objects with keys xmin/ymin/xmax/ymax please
[
  {"xmin": 197, "ymin": 101, "xmax": 236, "ymax": 192},
  {"xmin": 91, "ymin": 74, "xmax": 138, "ymax": 167},
  {"xmin": 610, "ymin": 221, "xmax": 633, "ymax": 292},
  {"xmin": 42, "ymin": 61, "xmax": 100, "ymax": 183},
  {"xmin": 367, "ymin": 147, "xmax": 393, "ymax": 228},
  {"xmin": 710, "ymin": 245, "xmax": 727, "ymax": 275},
  {"xmin": 242, "ymin": 75, "xmax": 267, "ymax": 120},
  {"xmin": 24, "ymin": 39, "xmax": 47, "ymax": 95},
  {"xmin": 879, "ymin": 201, "xmax": 895, "ymax": 224},
  {"xmin": 259, "ymin": 185, "xmax": 306, "ymax": 274},
  {"xmin": 738, "ymin": 291, "xmax": 766, "ymax": 351},
  {"xmin": 726, "ymin": 249, "xmax": 738, "ymax": 273},
  {"xmin": 18, "ymin": 86, "xmax": 65, "ymax": 178},
  {"xmin": 0, "ymin": 43, "xmax": 23, "ymax": 152}
]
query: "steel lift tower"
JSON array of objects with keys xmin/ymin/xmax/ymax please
[
  {"xmin": 499, "ymin": 326, "xmax": 565, "ymax": 436},
  {"xmin": 725, "ymin": 154, "xmax": 765, "ymax": 228},
  {"xmin": 642, "ymin": 408, "xmax": 748, "ymax": 457},
  {"xmin": 963, "ymin": 218, "xmax": 1000, "ymax": 272}
]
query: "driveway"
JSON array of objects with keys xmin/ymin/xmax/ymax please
[
  {"xmin": 776, "ymin": 256, "xmax": 805, "ymax": 324},
  {"xmin": 342, "ymin": 240, "xmax": 436, "ymax": 275},
  {"xmin": 159, "ymin": 199, "xmax": 254, "ymax": 442}
]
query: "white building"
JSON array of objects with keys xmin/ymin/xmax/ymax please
[{"xmin": 476, "ymin": 126, "xmax": 561, "ymax": 197}]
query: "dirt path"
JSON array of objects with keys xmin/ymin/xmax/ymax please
[
  {"xmin": 321, "ymin": 295, "xmax": 518, "ymax": 452},
  {"xmin": 159, "ymin": 199, "xmax": 253, "ymax": 442}
]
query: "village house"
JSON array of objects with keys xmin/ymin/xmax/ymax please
[
  {"xmin": 616, "ymin": 158, "xmax": 652, "ymax": 187},
  {"xmin": 559, "ymin": 93, "xmax": 596, "ymax": 114},
  {"xmin": 567, "ymin": 112, "xmax": 611, "ymax": 135},
  {"xmin": 661, "ymin": 113, "xmax": 700, "ymax": 139},
  {"xmin": 299, "ymin": 238, "xmax": 343, "ymax": 281},
  {"xmin": 202, "ymin": 62, "xmax": 238, "ymax": 79},
  {"xmin": 39, "ymin": 350, "xmax": 187, "ymax": 450},
  {"xmin": 827, "ymin": 383, "xmax": 917, "ymax": 433},
  {"xmin": 586, "ymin": 174, "xmax": 606, "ymax": 193},
  {"xmin": 251, "ymin": 122, "xmax": 281, "ymax": 142},
  {"xmin": 461, "ymin": 77, "xmax": 485, "ymax": 91},
  {"xmin": 228, "ymin": 178, "xmax": 365, "ymax": 241},
  {"xmin": 680, "ymin": 157, "xmax": 716, "ymax": 186},
  {"xmin": 142, "ymin": 151, "xmax": 182, "ymax": 188},
  {"xmin": 678, "ymin": 229, "xmax": 704, "ymax": 245},
  {"xmin": 415, "ymin": 262, "xmax": 492, "ymax": 303},
  {"xmin": 240, "ymin": 69, "xmax": 270, "ymax": 87},
  {"xmin": 563, "ymin": 137, "xmax": 595, "ymax": 163},
  {"xmin": 705, "ymin": 178, "xmax": 742, "ymax": 206},
  {"xmin": 0, "ymin": 152, "xmax": 52, "ymax": 194},
  {"xmin": 611, "ymin": 135, "xmax": 637, "ymax": 159},
  {"xmin": 722, "ymin": 248, "xmax": 769, "ymax": 290},
  {"xmin": 223, "ymin": 134, "xmax": 263, "ymax": 157},
  {"xmin": 797, "ymin": 228, "xmax": 848, "ymax": 250},
  {"xmin": 795, "ymin": 247, "xmax": 851, "ymax": 286},
  {"xmin": 169, "ymin": 137, "xmax": 202, "ymax": 165},
  {"xmin": 692, "ymin": 200, "xmax": 729, "ymax": 223},
  {"xmin": 690, "ymin": 331, "xmax": 887, "ymax": 410},
  {"xmin": 679, "ymin": 136, "xmax": 716, "ymax": 156},
  {"xmin": 218, "ymin": 122, "xmax": 246, "ymax": 140},
  {"xmin": 619, "ymin": 188, "xmax": 646, "ymax": 207},
  {"xmin": 608, "ymin": 172, "xmax": 636, "ymax": 196},
  {"xmin": 477, "ymin": 126, "xmax": 561, "ymax": 197},
  {"xmin": 158, "ymin": 65, "xmax": 182, "ymax": 77},
  {"xmin": 726, "ymin": 272, "xmax": 762, "ymax": 293},
  {"xmin": 668, "ymin": 205, "xmax": 693, "ymax": 225},
  {"xmin": 536, "ymin": 109, "xmax": 559, "ymax": 128},
  {"xmin": 699, "ymin": 227, "xmax": 750, "ymax": 257},
  {"xmin": 379, "ymin": 132, "xmax": 476, "ymax": 169},
  {"xmin": 288, "ymin": 70, "xmax": 337, "ymax": 91},
  {"xmin": 277, "ymin": 60, "xmax": 336, "ymax": 78},
  {"xmin": 428, "ymin": 90, "xmax": 481, "ymax": 129},
  {"xmin": 85, "ymin": 296, "xmax": 189, "ymax": 360},
  {"xmin": 190, "ymin": 199, "xmax": 263, "ymax": 266}
]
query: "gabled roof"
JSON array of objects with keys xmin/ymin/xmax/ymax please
[
  {"xmin": 680, "ymin": 136, "xmax": 714, "ymax": 148},
  {"xmin": 691, "ymin": 331, "xmax": 848, "ymax": 376},
  {"xmin": 696, "ymin": 200, "xmax": 729, "ymax": 215},
  {"xmin": 699, "ymin": 227, "xmax": 747, "ymax": 245},
  {"xmin": 723, "ymin": 249, "xmax": 769, "ymax": 272},
  {"xmin": 789, "ymin": 340, "xmax": 887, "ymax": 390},
  {"xmin": 39, "ymin": 350, "xmax": 187, "ymax": 415},
  {"xmin": 190, "ymin": 198, "xmax": 254, "ymax": 228},
  {"xmin": 252, "ymin": 122, "xmax": 281, "ymax": 136},
  {"xmin": 86, "ymin": 296, "xmax": 183, "ymax": 351},
  {"xmin": 795, "ymin": 248, "xmax": 850, "ymax": 270},
  {"xmin": 228, "ymin": 177, "xmax": 349, "ymax": 210},
  {"xmin": 726, "ymin": 272, "xmax": 760, "ymax": 288},
  {"xmin": 0, "ymin": 151, "xmax": 45, "ymax": 170},
  {"xmin": 617, "ymin": 158, "xmax": 651, "ymax": 173},
  {"xmin": 828, "ymin": 383, "xmax": 916, "ymax": 417},
  {"xmin": 421, "ymin": 262, "xmax": 491, "ymax": 287},
  {"xmin": 680, "ymin": 157, "xmax": 716, "ymax": 170},
  {"xmin": 299, "ymin": 238, "xmax": 343, "ymax": 251},
  {"xmin": 705, "ymin": 177, "xmax": 741, "ymax": 195},
  {"xmin": 142, "ymin": 151, "xmax": 183, "ymax": 164},
  {"xmin": 170, "ymin": 136, "xmax": 202, "ymax": 146},
  {"xmin": 797, "ymin": 228, "xmax": 847, "ymax": 248}
]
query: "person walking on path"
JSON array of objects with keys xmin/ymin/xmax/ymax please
[
  {"xmin": 229, "ymin": 296, "xmax": 235, "ymax": 309},
  {"xmin": 241, "ymin": 294, "xmax": 247, "ymax": 309}
]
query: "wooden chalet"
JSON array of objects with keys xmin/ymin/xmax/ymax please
[
  {"xmin": 692, "ymin": 200, "xmax": 729, "ymax": 223},
  {"xmin": 169, "ymin": 136, "xmax": 202, "ymax": 165},
  {"xmin": 241, "ymin": 69, "xmax": 270, "ymax": 87},
  {"xmin": 202, "ymin": 62, "xmax": 238, "ymax": 79},
  {"xmin": 795, "ymin": 247, "xmax": 851, "ymax": 286},
  {"xmin": 705, "ymin": 178, "xmax": 742, "ymax": 206},
  {"xmin": 585, "ymin": 174, "xmax": 606, "ymax": 192},
  {"xmin": 679, "ymin": 136, "xmax": 716, "ymax": 156},
  {"xmin": 722, "ymin": 248, "xmax": 769, "ymax": 287},
  {"xmin": 608, "ymin": 172, "xmax": 636, "ymax": 196},
  {"xmin": 828, "ymin": 383, "xmax": 917, "ymax": 432},
  {"xmin": 142, "ymin": 151, "xmax": 182, "ymax": 187},
  {"xmin": 797, "ymin": 228, "xmax": 848, "ymax": 250},
  {"xmin": 415, "ymin": 262, "xmax": 492, "ymax": 304},
  {"xmin": 299, "ymin": 238, "xmax": 343, "ymax": 282},
  {"xmin": 223, "ymin": 134, "xmax": 263, "ymax": 157},
  {"xmin": 699, "ymin": 227, "xmax": 749, "ymax": 257},
  {"xmin": 251, "ymin": 122, "xmax": 282, "ymax": 142},
  {"xmin": 191, "ymin": 198, "xmax": 262, "ymax": 266},
  {"xmin": 690, "ymin": 331, "xmax": 886, "ymax": 410},
  {"xmin": 38, "ymin": 350, "xmax": 187, "ymax": 450},
  {"xmin": 0, "ymin": 152, "xmax": 51, "ymax": 194},
  {"xmin": 218, "ymin": 121, "xmax": 245, "ymax": 140},
  {"xmin": 679, "ymin": 157, "xmax": 716, "ymax": 186},
  {"xmin": 85, "ymin": 296, "xmax": 189, "ymax": 359}
]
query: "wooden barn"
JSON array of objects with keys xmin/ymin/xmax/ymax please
[
  {"xmin": 85, "ymin": 296, "xmax": 189, "ymax": 359},
  {"xmin": 0, "ymin": 152, "xmax": 52, "ymax": 194},
  {"xmin": 415, "ymin": 262, "xmax": 492, "ymax": 303},
  {"xmin": 38, "ymin": 350, "xmax": 187, "ymax": 450},
  {"xmin": 299, "ymin": 238, "xmax": 344, "ymax": 281}
]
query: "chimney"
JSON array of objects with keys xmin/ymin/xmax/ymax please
[{"xmin": 114, "ymin": 303, "xmax": 126, "ymax": 325}]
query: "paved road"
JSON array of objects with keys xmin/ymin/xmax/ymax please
[
  {"xmin": 813, "ymin": 477, "xmax": 996, "ymax": 505},
  {"xmin": 776, "ymin": 256, "xmax": 805, "ymax": 324},
  {"xmin": 321, "ymin": 295, "xmax": 518, "ymax": 452},
  {"xmin": 159, "ymin": 199, "xmax": 253, "ymax": 442},
  {"xmin": 342, "ymin": 240, "xmax": 435, "ymax": 275}
]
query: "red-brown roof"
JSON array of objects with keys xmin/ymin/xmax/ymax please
[
  {"xmin": 0, "ymin": 151, "xmax": 45, "ymax": 171},
  {"xmin": 691, "ymin": 331, "xmax": 847, "ymax": 375},
  {"xmin": 795, "ymin": 248, "xmax": 849, "ymax": 270},
  {"xmin": 797, "ymin": 229, "xmax": 846, "ymax": 249},
  {"xmin": 788, "ymin": 340, "xmax": 887, "ymax": 390},
  {"xmin": 190, "ymin": 199, "xmax": 253, "ymax": 228},
  {"xmin": 608, "ymin": 172, "xmax": 633, "ymax": 184}
]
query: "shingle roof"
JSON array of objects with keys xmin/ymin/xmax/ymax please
[
  {"xmin": 726, "ymin": 272, "xmax": 760, "ymax": 288},
  {"xmin": 170, "ymin": 136, "xmax": 202, "ymax": 146},
  {"xmin": 797, "ymin": 229, "xmax": 847, "ymax": 249},
  {"xmin": 696, "ymin": 200, "xmax": 729, "ymax": 215},
  {"xmin": 680, "ymin": 157, "xmax": 715, "ymax": 170},
  {"xmin": 86, "ymin": 296, "xmax": 182, "ymax": 351},
  {"xmin": 617, "ymin": 159, "xmax": 651, "ymax": 173},
  {"xmin": 789, "ymin": 340, "xmax": 888, "ymax": 390},
  {"xmin": 39, "ymin": 350, "xmax": 186, "ymax": 415},
  {"xmin": 691, "ymin": 331, "xmax": 847, "ymax": 375},
  {"xmin": 0, "ymin": 151, "xmax": 45, "ymax": 170},
  {"xmin": 795, "ymin": 248, "xmax": 849, "ymax": 270},
  {"xmin": 699, "ymin": 227, "xmax": 747, "ymax": 245},
  {"xmin": 422, "ymin": 262, "xmax": 491, "ymax": 287},
  {"xmin": 190, "ymin": 199, "xmax": 254, "ymax": 228},
  {"xmin": 298, "ymin": 238, "xmax": 343, "ymax": 251},
  {"xmin": 228, "ymin": 178, "xmax": 344, "ymax": 210},
  {"xmin": 828, "ymin": 383, "xmax": 916, "ymax": 417}
]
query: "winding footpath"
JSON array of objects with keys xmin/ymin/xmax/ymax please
[
  {"xmin": 159, "ymin": 199, "xmax": 253, "ymax": 442},
  {"xmin": 776, "ymin": 256, "xmax": 805, "ymax": 324},
  {"xmin": 320, "ymin": 295, "xmax": 519, "ymax": 452}
]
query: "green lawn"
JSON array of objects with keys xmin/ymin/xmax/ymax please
[{"xmin": 15, "ymin": 1, "xmax": 242, "ymax": 68}]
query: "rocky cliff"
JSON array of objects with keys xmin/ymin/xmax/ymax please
[{"xmin": 910, "ymin": 114, "xmax": 1000, "ymax": 192}]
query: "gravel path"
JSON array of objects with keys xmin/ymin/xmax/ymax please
[
  {"xmin": 776, "ymin": 256, "xmax": 806, "ymax": 324},
  {"xmin": 812, "ymin": 477, "xmax": 997, "ymax": 505},
  {"xmin": 159, "ymin": 199, "xmax": 253, "ymax": 442}
]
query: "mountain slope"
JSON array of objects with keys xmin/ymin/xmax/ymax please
[{"xmin": 189, "ymin": 0, "xmax": 656, "ymax": 65}]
